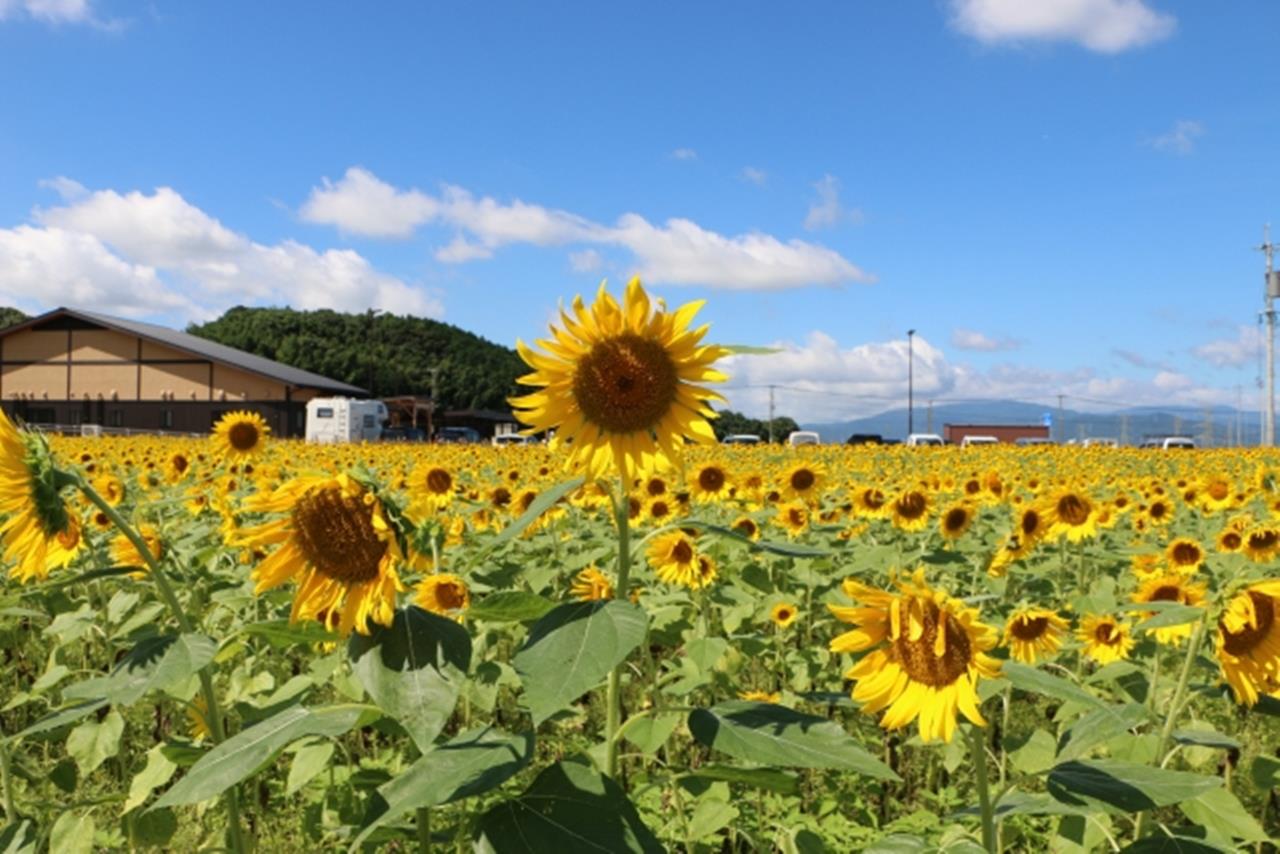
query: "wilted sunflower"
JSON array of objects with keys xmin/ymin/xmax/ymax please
[
  {"xmin": 233, "ymin": 473, "xmax": 405, "ymax": 636},
  {"xmin": 509, "ymin": 278, "xmax": 730, "ymax": 479},
  {"xmin": 570, "ymin": 565, "xmax": 614, "ymax": 601},
  {"xmin": 1215, "ymin": 580, "xmax": 1280, "ymax": 705},
  {"xmin": 1132, "ymin": 573, "xmax": 1207, "ymax": 645},
  {"xmin": 1077, "ymin": 614, "xmax": 1134, "ymax": 664},
  {"xmin": 647, "ymin": 530, "xmax": 701, "ymax": 588},
  {"xmin": 770, "ymin": 601, "xmax": 799, "ymax": 629},
  {"xmin": 829, "ymin": 569, "xmax": 1000, "ymax": 743},
  {"xmin": 415, "ymin": 573, "xmax": 470, "ymax": 619},
  {"xmin": 212, "ymin": 410, "xmax": 270, "ymax": 459},
  {"xmin": 1003, "ymin": 607, "xmax": 1069, "ymax": 663},
  {"xmin": 0, "ymin": 409, "xmax": 82, "ymax": 583}
]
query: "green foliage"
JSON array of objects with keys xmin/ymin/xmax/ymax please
[
  {"xmin": 711, "ymin": 408, "xmax": 801, "ymax": 442},
  {"xmin": 0, "ymin": 307, "xmax": 27, "ymax": 331}
]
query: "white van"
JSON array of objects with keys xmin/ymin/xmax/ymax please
[
  {"xmin": 906, "ymin": 433, "xmax": 944, "ymax": 447},
  {"xmin": 305, "ymin": 398, "xmax": 388, "ymax": 443},
  {"xmin": 1082, "ymin": 438, "xmax": 1119, "ymax": 448},
  {"xmin": 960, "ymin": 435, "xmax": 999, "ymax": 448},
  {"xmin": 1161, "ymin": 436, "xmax": 1196, "ymax": 450},
  {"xmin": 787, "ymin": 430, "xmax": 820, "ymax": 447},
  {"xmin": 492, "ymin": 433, "xmax": 534, "ymax": 447}
]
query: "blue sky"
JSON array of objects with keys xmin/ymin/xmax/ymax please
[{"xmin": 2, "ymin": 0, "xmax": 1278, "ymax": 421}]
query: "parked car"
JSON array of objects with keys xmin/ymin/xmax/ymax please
[
  {"xmin": 492, "ymin": 433, "xmax": 534, "ymax": 447},
  {"xmin": 846, "ymin": 433, "xmax": 883, "ymax": 445},
  {"xmin": 1082, "ymin": 437, "xmax": 1118, "ymax": 448},
  {"xmin": 960, "ymin": 435, "xmax": 999, "ymax": 448},
  {"xmin": 1015, "ymin": 437, "xmax": 1055, "ymax": 446},
  {"xmin": 905, "ymin": 433, "xmax": 944, "ymax": 447},
  {"xmin": 381, "ymin": 426, "xmax": 427, "ymax": 442},
  {"xmin": 787, "ymin": 430, "xmax": 820, "ymax": 447},
  {"xmin": 722, "ymin": 434, "xmax": 762, "ymax": 445},
  {"xmin": 1161, "ymin": 436, "xmax": 1196, "ymax": 450},
  {"xmin": 436, "ymin": 426, "xmax": 482, "ymax": 444}
]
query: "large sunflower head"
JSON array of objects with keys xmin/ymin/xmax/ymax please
[
  {"xmin": 0, "ymin": 410, "xmax": 82, "ymax": 583},
  {"xmin": 1048, "ymin": 488, "xmax": 1097, "ymax": 542},
  {"xmin": 828, "ymin": 569, "xmax": 1001, "ymax": 743},
  {"xmin": 510, "ymin": 278, "xmax": 730, "ymax": 479},
  {"xmin": 212, "ymin": 410, "xmax": 271, "ymax": 460},
  {"xmin": 1077, "ymin": 614, "xmax": 1134, "ymax": 664},
  {"xmin": 647, "ymin": 529, "xmax": 701, "ymax": 589},
  {"xmin": 233, "ymin": 473, "xmax": 405, "ymax": 635},
  {"xmin": 690, "ymin": 462, "xmax": 733, "ymax": 502},
  {"xmin": 1003, "ymin": 607, "xmax": 1069, "ymax": 664},
  {"xmin": 1164, "ymin": 537, "xmax": 1205, "ymax": 572},
  {"xmin": 1215, "ymin": 580, "xmax": 1280, "ymax": 705}
]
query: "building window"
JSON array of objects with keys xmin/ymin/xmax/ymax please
[
  {"xmin": 161, "ymin": 409, "xmax": 174, "ymax": 429},
  {"xmin": 108, "ymin": 410, "xmax": 123, "ymax": 427}
]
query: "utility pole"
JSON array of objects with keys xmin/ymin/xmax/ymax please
[
  {"xmin": 1057, "ymin": 394, "xmax": 1065, "ymax": 444},
  {"xmin": 926, "ymin": 400, "xmax": 934, "ymax": 434},
  {"xmin": 1259, "ymin": 225, "xmax": 1277, "ymax": 446},
  {"xmin": 767, "ymin": 384, "xmax": 776, "ymax": 443},
  {"xmin": 427, "ymin": 365, "xmax": 441, "ymax": 441},
  {"xmin": 907, "ymin": 330, "xmax": 916, "ymax": 437}
]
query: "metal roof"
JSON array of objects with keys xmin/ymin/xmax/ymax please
[{"xmin": 5, "ymin": 307, "xmax": 367, "ymax": 396}]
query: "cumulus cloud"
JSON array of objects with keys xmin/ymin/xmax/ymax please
[
  {"xmin": 1148, "ymin": 119, "xmax": 1205, "ymax": 155},
  {"xmin": 952, "ymin": 328, "xmax": 1021, "ymax": 352},
  {"xmin": 741, "ymin": 167, "xmax": 767, "ymax": 186},
  {"xmin": 803, "ymin": 174, "xmax": 862, "ymax": 231},
  {"xmin": 1192, "ymin": 325, "xmax": 1262, "ymax": 368},
  {"xmin": 719, "ymin": 329, "xmax": 1235, "ymax": 423},
  {"xmin": 0, "ymin": 0, "xmax": 91, "ymax": 23},
  {"xmin": 569, "ymin": 248, "xmax": 603, "ymax": 273},
  {"xmin": 0, "ymin": 181, "xmax": 443, "ymax": 322},
  {"xmin": 949, "ymin": 0, "xmax": 1176, "ymax": 53},
  {"xmin": 300, "ymin": 167, "xmax": 870, "ymax": 290}
]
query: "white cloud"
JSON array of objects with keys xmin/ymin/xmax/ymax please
[
  {"xmin": 741, "ymin": 167, "xmax": 767, "ymax": 186},
  {"xmin": 1192, "ymin": 325, "xmax": 1262, "ymax": 368},
  {"xmin": 803, "ymin": 174, "xmax": 862, "ymax": 231},
  {"xmin": 569, "ymin": 248, "xmax": 603, "ymax": 273},
  {"xmin": 300, "ymin": 167, "xmax": 870, "ymax": 290},
  {"xmin": 671, "ymin": 148, "xmax": 698, "ymax": 161},
  {"xmin": 0, "ymin": 0, "xmax": 90, "ymax": 23},
  {"xmin": 3, "ymin": 181, "xmax": 443, "ymax": 321},
  {"xmin": 952, "ymin": 328, "xmax": 1021, "ymax": 352},
  {"xmin": 1149, "ymin": 119, "xmax": 1204, "ymax": 155},
  {"xmin": 949, "ymin": 0, "xmax": 1175, "ymax": 53},
  {"xmin": 38, "ymin": 175, "xmax": 87, "ymax": 201}
]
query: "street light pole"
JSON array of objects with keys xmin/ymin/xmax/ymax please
[{"xmin": 907, "ymin": 329, "xmax": 916, "ymax": 436}]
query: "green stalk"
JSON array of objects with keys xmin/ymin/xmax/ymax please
[
  {"xmin": 605, "ymin": 480, "xmax": 633, "ymax": 780},
  {"xmin": 1134, "ymin": 615, "xmax": 1208, "ymax": 841},
  {"xmin": 416, "ymin": 806, "xmax": 431, "ymax": 852},
  {"xmin": 969, "ymin": 724, "xmax": 997, "ymax": 853},
  {"xmin": 0, "ymin": 737, "xmax": 16, "ymax": 822},
  {"xmin": 75, "ymin": 476, "xmax": 248, "ymax": 854}
]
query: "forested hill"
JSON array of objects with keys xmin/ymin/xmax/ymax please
[{"xmin": 187, "ymin": 306, "xmax": 526, "ymax": 410}]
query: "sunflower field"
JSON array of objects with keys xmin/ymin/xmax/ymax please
[{"xmin": 0, "ymin": 281, "xmax": 1278, "ymax": 853}]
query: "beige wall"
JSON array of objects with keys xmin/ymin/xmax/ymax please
[
  {"xmin": 139, "ymin": 362, "xmax": 209, "ymax": 400},
  {"xmin": 70, "ymin": 329, "xmax": 135, "ymax": 362},
  {"xmin": 3, "ymin": 364, "xmax": 68, "ymax": 398},
  {"xmin": 139, "ymin": 340, "xmax": 191, "ymax": 361},
  {"xmin": 212, "ymin": 364, "xmax": 285, "ymax": 401},
  {"xmin": 4, "ymin": 330, "xmax": 65, "ymax": 362},
  {"xmin": 69, "ymin": 364, "xmax": 138, "ymax": 399}
]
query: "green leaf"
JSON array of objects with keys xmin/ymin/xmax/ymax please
[
  {"xmin": 125, "ymin": 744, "xmax": 178, "ymax": 812},
  {"xmin": 66, "ymin": 709, "xmax": 124, "ymax": 776},
  {"xmin": 352, "ymin": 727, "xmax": 533, "ymax": 850},
  {"xmin": 1134, "ymin": 605, "xmax": 1204, "ymax": 632},
  {"xmin": 1057, "ymin": 703, "xmax": 1151, "ymax": 761},
  {"xmin": 0, "ymin": 819, "xmax": 37, "ymax": 854},
  {"xmin": 49, "ymin": 811, "xmax": 94, "ymax": 854},
  {"xmin": 619, "ymin": 712, "xmax": 682, "ymax": 755},
  {"xmin": 1178, "ymin": 788, "xmax": 1269, "ymax": 844},
  {"xmin": 687, "ymin": 764, "xmax": 799, "ymax": 795},
  {"xmin": 475, "ymin": 761, "xmax": 663, "ymax": 853},
  {"xmin": 1250, "ymin": 754, "xmax": 1280, "ymax": 790},
  {"xmin": 1121, "ymin": 836, "xmax": 1231, "ymax": 853},
  {"xmin": 1047, "ymin": 760, "xmax": 1221, "ymax": 813},
  {"xmin": 467, "ymin": 591, "xmax": 556, "ymax": 623},
  {"xmin": 240, "ymin": 619, "xmax": 340, "ymax": 648},
  {"xmin": 488, "ymin": 477, "xmax": 584, "ymax": 549},
  {"xmin": 153, "ymin": 704, "xmax": 371, "ymax": 808},
  {"xmin": 132, "ymin": 808, "xmax": 178, "ymax": 848},
  {"xmin": 286, "ymin": 741, "xmax": 335, "ymax": 796},
  {"xmin": 682, "ymin": 521, "xmax": 828, "ymax": 558},
  {"xmin": 11, "ymin": 698, "xmax": 108, "ymax": 741},
  {"xmin": 686, "ymin": 798, "xmax": 738, "ymax": 841},
  {"xmin": 687, "ymin": 701, "xmax": 898, "ymax": 779},
  {"xmin": 1171, "ymin": 729, "xmax": 1240, "ymax": 750},
  {"xmin": 64, "ymin": 634, "xmax": 217, "ymax": 706},
  {"xmin": 514, "ymin": 600, "xmax": 647, "ymax": 725},
  {"xmin": 1003, "ymin": 661, "xmax": 1108, "ymax": 710},
  {"xmin": 347, "ymin": 606, "xmax": 471, "ymax": 751}
]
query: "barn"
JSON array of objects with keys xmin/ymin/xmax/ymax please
[{"xmin": 0, "ymin": 307, "xmax": 365, "ymax": 438}]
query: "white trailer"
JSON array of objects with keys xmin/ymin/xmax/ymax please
[{"xmin": 305, "ymin": 398, "xmax": 388, "ymax": 443}]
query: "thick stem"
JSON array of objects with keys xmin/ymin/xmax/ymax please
[
  {"xmin": 76, "ymin": 477, "xmax": 248, "ymax": 854},
  {"xmin": 969, "ymin": 724, "xmax": 997, "ymax": 853},
  {"xmin": 416, "ymin": 806, "xmax": 432, "ymax": 852},
  {"xmin": 604, "ymin": 480, "xmax": 633, "ymax": 780},
  {"xmin": 0, "ymin": 738, "xmax": 16, "ymax": 822}
]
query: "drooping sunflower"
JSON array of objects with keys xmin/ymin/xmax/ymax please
[
  {"xmin": 0, "ymin": 409, "xmax": 83, "ymax": 583},
  {"xmin": 232, "ymin": 473, "xmax": 405, "ymax": 636},
  {"xmin": 1077, "ymin": 614, "xmax": 1134, "ymax": 664},
  {"xmin": 212, "ymin": 410, "xmax": 271, "ymax": 460},
  {"xmin": 570, "ymin": 565, "xmax": 614, "ymax": 601},
  {"xmin": 647, "ymin": 530, "xmax": 701, "ymax": 589},
  {"xmin": 1003, "ymin": 607, "xmax": 1069, "ymax": 663},
  {"xmin": 509, "ymin": 278, "xmax": 730, "ymax": 479},
  {"xmin": 770, "ymin": 601, "xmax": 799, "ymax": 629},
  {"xmin": 829, "ymin": 569, "xmax": 1001, "ymax": 743},
  {"xmin": 1132, "ymin": 572, "xmax": 1207, "ymax": 645},
  {"xmin": 415, "ymin": 573, "xmax": 470, "ymax": 620},
  {"xmin": 1215, "ymin": 580, "xmax": 1280, "ymax": 705}
]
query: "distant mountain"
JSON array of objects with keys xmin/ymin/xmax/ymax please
[{"xmin": 804, "ymin": 400, "xmax": 1263, "ymax": 447}]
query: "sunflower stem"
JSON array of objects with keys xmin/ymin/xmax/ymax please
[
  {"xmin": 415, "ymin": 806, "xmax": 432, "ymax": 852},
  {"xmin": 75, "ymin": 475, "xmax": 249, "ymax": 854},
  {"xmin": 605, "ymin": 479, "xmax": 633, "ymax": 780},
  {"xmin": 0, "ymin": 737, "xmax": 16, "ymax": 822},
  {"xmin": 968, "ymin": 723, "xmax": 998, "ymax": 853},
  {"xmin": 1134, "ymin": 614, "xmax": 1208, "ymax": 842}
]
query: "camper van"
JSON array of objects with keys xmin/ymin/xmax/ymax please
[{"xmin": 305, "ymin": 398, "xmax": 388, "ymax": 443}]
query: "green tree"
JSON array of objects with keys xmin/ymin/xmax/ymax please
[
  {"xmin": 711, "ymin": 409, "xmax": 800, "ymax": 443},
  {"xmin": 0, "ymin": 307, "xmax": 28, "ymax": 330}
]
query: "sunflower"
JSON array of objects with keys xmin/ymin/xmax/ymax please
[
  {"xmin": 93, "ymin": 472, "xmax": 126, "ymax": 506},
  {"xmin": 776, "ymin": 501, "xmax": 810, "ymax": 538},
  {"xmin": 1132, "ymin": 573, "xmax": 1207, "ymax": 645},
  {"xmin": 1077, "ymin": 614, "xmax": 1134, "ymax": 664},
  {"xmin": 232, "ymin": 473, "xmax": 405, "ymax": 636},
  {"xmin": 829, "ymin": 569, "xmax": 1001, "ymax": 743},
  {"xmin": 1003, "ymin": 607, "xmax": 1069, "ymax": 663},
  {"xmin": 853, "ymin": 486, "xmax": 889, "ymax": 517},
  {"xmin": 111, "ymin": 524, "xmax": 163, "ymax": 576},
  {"xmin": 939, "ymin": 504, "xmax": 975, "ymax": 540},
  {"xmin": 646, "ymin": 496, "xmax": 675, "ymax": 525},
  {"xmin": 690, "ymin": 462, "xmax": 732, "ymax": 502},
  {"xmin": 1216, "ymin": 526, "xmax": 1244, "ymax": 554},
  {"xmin": 693, "ymin": 554, "xmax": 718, "ymax": 589},
  {"xmin": 1014, "ymin": 505, "xmax": 1050, "ymax": 546},
  {"xmin": 212, "ymin": 410, "xmax": 271, "ymax": 459},
  {"xmin": 1047, "ymin": 489, "xmax": 1097, "ymax": 542},
  {"xmin": 1242, "ymin": 527, "xmax": 1280, "ymax": 563},
  {"xmin": 1215, "ymin": 580, "xmax": 1280, "ymax": 705},
  {"xmin": 770, "ymin": 602, "xmax": 799, "ymax": 629},
  {"xmin": 1199, "ymin": 475, "xmax": 1235, "ymax": 513},
  {"xmin": 890, "ymin": 489, "xmax": 931, "ymax": 532},
  {"xmin": 1164, "ymin": 537, "xmax": 1205, "ymax": 573},
  {"xmin": 570, "ymin": 565, "xmax": 614, "ymax": 601},
  {"xmin": 0, "ymin": 410, "xmax": 82, "ymax": 583},
  {"xmin": 409, "ymin": 464, "xmax": 456, "ymax": 515},
  {"xmin": 647, "ymin": 530, "xmax": 701, "ymax": 589},
  {"xmin": 509, "ymin": 278, "xmax": 730, "ymax": 479},
  {"xmin": 731, "ymin": 515, "xmax": 761, "ymax": 541},
  {"xmin": 415, "ymin": 573, "xmax": 470, "ymax": 620},
  {"xmin": 1144, "ymin": 498, "xmax": 1174, "ymax": 528},
  {"xmin": 781, "ymin": 461, "xmax": 825, "ymax": 503}
]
